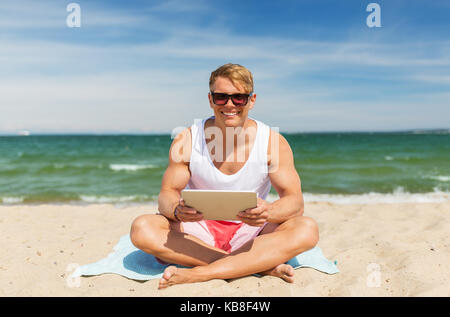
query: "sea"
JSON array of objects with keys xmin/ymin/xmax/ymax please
[{"xmin": 1, "ymin": 131, "xmax": 449, "ymax": 205}]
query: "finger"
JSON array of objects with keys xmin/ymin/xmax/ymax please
[
  {"xmin": 237, "ymin": 211, "xmax": 268, "ymax": 222},
  {"xmin": 179, "ymin": 199, "xmax": 186, "ymax": 207},
  {"xmin": 180, "ymin": 213, "xmax": 204, "ymax": 222},
  {"xmin": 244, "ymin": 204, "xmax": 262, "ymax": 212},
  {"xmin": 237, "ymin": 212, "xmax": 251, "ymax": 219},
  {"xmin": 237, "ymin": 214, "xmax": 265, "ymax": 223},
  {"xmin": 179, "ymin": 210, "xmax": 203, "ymax": 218},
  {"xmin": 237, "ymin": 212, "xmax": 257, "ymax": 219},
  {"xmin": 256, "ymin": 197, "xmax": 267, "ymax": 206},
  {"xmin": 238, "ymin": 217, "xmax": 265, "ymax": 227},
  {"xmin": 178, "ymin": 206, "xmax": 198, "ymax": 214},
  {"xmin": 179, "ymin": 213, "xmax": 200, "ymax": 221},
  {"xmin": 239, "ymin": 208, "xmax": 263, "ymax": 218},
  {"xmin": 245, "ymin": 211, "xmax": 265, "ymax": 219}
]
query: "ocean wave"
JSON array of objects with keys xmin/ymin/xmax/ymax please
[
  {"xmin": 267, "ymin": 187, "xmax": 450, "ymax": 204},
  {"xmin": 1, "ymin": 196, "xmax": 25, "ymax": 204},
  {"xmin": 424, "ymin": 175, "xmax": 450, "ymax": 182},
  {"xmin": 383, "ymin": 156, "xmax": 413, "ymax": 161},
  {"xmin": 32, "ymin": 163, "xmax": 103, "ymax": 174},
  {"xmin": 109, "ymin": 164, "xmax": 157, "ymax": 172},
  {"xmin": 79, "ymin": 195, "xmax": 150, "ymax": 203},
  {"xmin": 53, "ymin": 163, "xmax": 103, "ymax": 169},
  {"xmin": 55, "ymin": 163, "xmax": 105, "ymax": 170}
]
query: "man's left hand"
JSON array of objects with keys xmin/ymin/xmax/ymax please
[{"xmin": 236, "ymin": 197, "xmax": 270, "ymax": 227}]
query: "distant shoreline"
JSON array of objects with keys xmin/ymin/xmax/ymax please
[{"xmin": 0, "ymin": 128, "xmax": 449, "ymax": 137}]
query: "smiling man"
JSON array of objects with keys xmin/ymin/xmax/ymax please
[{"xmin": 130, "ymin": 63, "xmax": 319, "ymax": 289}]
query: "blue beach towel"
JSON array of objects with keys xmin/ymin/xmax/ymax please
[{"xmin": 72, "ymin": 234, "xmax": 339, "ymax": 281}]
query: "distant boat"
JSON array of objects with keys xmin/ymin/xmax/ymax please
[{"xmin": 18, "ymin": 130, "xmax": 30, "ymax": 136}]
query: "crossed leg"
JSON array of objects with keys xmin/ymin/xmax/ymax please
[{"xmin": 130, "ymin": 214, "xmax": 319, "ymax": 289}]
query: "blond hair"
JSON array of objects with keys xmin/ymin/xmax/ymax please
[{"xmin": 209, "ymin": 63, "xmax": 254, "ymax": 94}]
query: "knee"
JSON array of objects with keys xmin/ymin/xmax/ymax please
[
  {"xmin": 289, "ymin": 216, "xmax": 319, "ymax": 252},
  {"xmin": 130, "ymin": 215, "xmax": 149, "ymax": 248},
  {"xmin": 130, "ymin": 215, "xmax": 162, "ymax": 252}
]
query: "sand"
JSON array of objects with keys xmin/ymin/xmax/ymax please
[{"xmin": 0, "ymin": 201, "xmax": 449, "ymax": 297}]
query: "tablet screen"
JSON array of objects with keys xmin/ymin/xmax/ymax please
[{"xmin": 181, "ymin": 190, "xmax": 257, "ymax": 220}]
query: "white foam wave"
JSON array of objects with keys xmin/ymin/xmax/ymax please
[
  {"xmin": 80, "ymin": 195, "xmax": 149, "ymax": 203},
  {"xmin": 109, "ymin": 164, "xmax": 156, "ymax": 171},
  {"xmin": 53, "ymin": 163, "xmax": 104, "ymax": 169},
  {"xmin": 384, "ymin": 156, "xmax": 393, "ymax": 161},
  {"xmin": 425, "ymin": 175, "xmax": 450, "ymax": 182},
  {"xmin": 267, "ymin": 187, "xmax": 450, "ymax": 204},
  {"xmin": 1, "ymin": 196, "xmax": 25, "ymax": 204}
]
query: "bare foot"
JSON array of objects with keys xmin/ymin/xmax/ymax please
[
  {"xmin": 158, "ymin": 264, "xmax": 295, "ymax": 289},
  {"xmin": 158, "ymin": 266, "xmax": 203, "ymax": 289},
  {"xmin": 263, "ymin": 264, "xmax": 295, "ymax": 283}
]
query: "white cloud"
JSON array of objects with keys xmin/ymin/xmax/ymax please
[{"xmin": 0, "ymin": 0, "xmax": 148, "ymax": 29}]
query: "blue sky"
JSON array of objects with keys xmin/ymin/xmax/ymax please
[{"xmin": 1, "ymin": 0, "xmax": 449, "ymax": 133}]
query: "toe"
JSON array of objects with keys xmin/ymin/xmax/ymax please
[
  {"xmin": 158, "ymin": 266, "xmax": 177, "ymax": 289},
  {"xmin": 163, "ymin": 266, "xmax": 177, "ymax": 280},
  {"xmin": 277, "ymin": 264, "xmax": 294, "ymax": 283},
  {"xmin": 285, "ymin": 265, "xmax": 294, "ymax": 276},
  {"xmin": 283, "ymin": 265, "xmax": 295, "ymax": 283},
  {"xmin": 158, "ymin": 280, "xmax": 167, "ymax": 289}
]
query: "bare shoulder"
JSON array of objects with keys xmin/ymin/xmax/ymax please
[
  {"xmin": 267, "ymin": 129, "xmax": 301, "ymax": 196},
  {"xmin": 268, "ymin": 129, "xmax": 293, "ymax": 166},
  {"xmin": 169, "ymin": 127, "xmax": 192, "ymax": 164},
  {"xmin": 173, "ymin": 127, "xmax": 192, "ymax": 143}
]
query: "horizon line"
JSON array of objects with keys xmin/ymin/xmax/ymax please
[{"xmin": 1, "ymin": 127, "xmax": 449, "ymax": 136}]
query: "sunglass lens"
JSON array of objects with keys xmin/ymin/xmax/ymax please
[
  {"xmin": 213, "ymin": 93, "xmax": 228, "ymax": 105},
  {"xmin": 231, "ymin": 94, "xmax": 248, "ymax": 106}
]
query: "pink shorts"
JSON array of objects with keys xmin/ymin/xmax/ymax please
[
  {"xmin": 182, "ymin": 220, "xmax": 267, "ymax": 253},
  {"xmin": 155, "ymin": 220, "xmax": 268, "ymax": 265}
]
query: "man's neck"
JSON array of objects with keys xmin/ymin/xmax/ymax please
[
  {"xmin": 205, "ymin": 116, "xmax": 257, "ymax": 163},
  {"xmin": 210, "ymin": 116, "xmax": 253, "ymax": 138}
]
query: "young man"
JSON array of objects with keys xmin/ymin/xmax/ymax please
[{"xmin": 130, "ymin": 63, "xmax": 319, "ymax": 289}]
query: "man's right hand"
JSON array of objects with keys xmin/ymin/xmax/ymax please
[{"xmin": 174, "ymin": 199, "xmax": 204, "ymax": 222}]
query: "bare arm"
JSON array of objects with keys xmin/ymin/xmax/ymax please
[
  {"xmin": 157, "ymin": 128, "xmax": 192, "ymax": 221},
  {"xmin": 237, "ymin": 130, "xmax": 304, "ymax": 226},
  {"xmin": 266, "ymin": 131, "xmax": 304, "ymax": 223}
]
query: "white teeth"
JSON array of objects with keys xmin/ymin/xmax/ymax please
[{"xmin": 223, "ymin": 112, "xmax": 238, "ymax": 115}]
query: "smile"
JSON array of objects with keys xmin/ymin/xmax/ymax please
[{"xmin": 221, "ymin": 111, "xmax": 240, "ymax": 117}]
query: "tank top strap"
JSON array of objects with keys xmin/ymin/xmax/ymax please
[
  {"xmin": 189, "ymin": 118, "xmax": 207, "ymax": 163},
  {"xmin": 249, "ymin": 117, "xmax": 270, "ymax": 166}
]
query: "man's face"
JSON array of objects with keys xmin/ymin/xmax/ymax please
[{"xmin": 208, "ymin": 76, "xmax": 256, "ymax": 127}]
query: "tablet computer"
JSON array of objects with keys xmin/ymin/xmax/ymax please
[{"xmin": 181, "ymin": 189, "xmax": 257, "ymax": 220}]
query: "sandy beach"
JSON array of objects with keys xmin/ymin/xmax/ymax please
[{"xmin": 1, "ymin": 201, "xmax": 449, "ymax": 297}]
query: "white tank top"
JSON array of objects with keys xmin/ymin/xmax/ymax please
[{"xmin": 187, "ymin": 116, "xmax": 272, "ymax": 199}]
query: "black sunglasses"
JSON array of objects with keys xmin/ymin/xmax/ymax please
[{"xmin": 210, "ymin": 92, "xmax": 252, "ymax": 106}]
